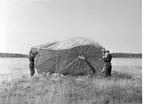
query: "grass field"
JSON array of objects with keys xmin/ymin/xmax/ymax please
[{"xmin": 0, "ymin": 58, "xmax": 142, "ymax": 104}]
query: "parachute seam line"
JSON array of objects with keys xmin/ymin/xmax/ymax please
[
  {"xmin": 86, "ymin": 56, "xmax": 102, "ymax": 59},
  {"xmin": 71, "ymin": 48, "xmax": 79, "ymax": 54},
  {"xmin": 77, "ymin": 46, "xmax": 81, "ymax": 54},
  {"xmin": 81, "ymin": 46, "xmax": 84, "ymax": 54},
  {"xmin": 67, "ymin": 59, "xmax": 78, "ymax": 74},
  {"xmin": 49, "ymin": 58, "xmax": 64, "ymax": 73},
  {"xmin": 75, "ymin": 46, "xmax": 80, "ymax": 54},
  {"xmin": 86, "ymin": 54, "xmax": 101, "ymax": 57},
  {"xmin": 78, "ymin": 59, "xmax": 81, "ymax": 71},
  {"xmin": 60, "ymin": 59, "xmax": 74, "ymax": 68},
  {"xmin": 63, "ymin": 60, "xmax": 76, "ymax": 74},
  {"xmin": 85, "ymin": 60, "xmax": 96, "ymax": 74},
  {"xmin": 61, "ymin": 50, "xmax": 71, "ymax": 73},
  {"xmin": 76, "ymin": 58, "xmax": 82, "ymax": 73},
  {"xmin": 37, "ymin": 55, "xmax": 56, "ymax": 68},
  {"xmin": 70, "ymin": 62, "xmax": 101, "ymax": 75},
  {"xmin": 59, "ymin": 57, "xmax": 78, "ymax": 72},
  {"xmin": 84, "ymin": 51, "xmax": 101, "ymax": 55},
  {"xmin": 86, "ymin": 55, "xmax": 102, "ymax": 59},
  {"xmin": 84, "ymin": 59, "xmax": 89, "ymax": 75},
  {"xmin": 82, "ymin": 60, "xmax": 92, "ymax": 74},
  {"xmin": 80, "ymin": 46, "xmax": 83, "ymax": 54},
  {"xmin": 37, "ymin": 51, "xmax": 70, "ymax": 68},
  {"xmin": 73, "ymin": 58, "xmax": 79, "ymax": 73},
  {"xmin": 84, "ymin": 47, "xmax": 95, "ymax": 55},
  {"xmin": 40, "ymin": 53, "xmax": 55, "ymax": 57},
  {"xmin": 81, "ymin": 59, "xmax": 85, "ymax": 74},
  {"xmin": 82, "ymin": 59, "xmax": 85, "ymax": 72},
  {"xmin": 84, "ymin": 45, "xmax": 91, "ymax": 55},
  {"xmin": 69, "ymin": 62, "xmax": 89, "ymax": 75},
  {"xmin": 73, "ymin": 46, "xmax": 79, "ymax": 54},
  {"xmin": 60, "ymin": 57, "xmax": 76, "ymax": 70},
  {"xmin": 87, "ymin": 57, "xmax": 102, "ymax": 61},
  {"xmin": 75, "ymin": 59, "xmax": 80, "ymax": 73}
]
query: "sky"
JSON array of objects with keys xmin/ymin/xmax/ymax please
[{"xmin": 0, "ymin": 0, "xmax": 142, "ymax": 54}]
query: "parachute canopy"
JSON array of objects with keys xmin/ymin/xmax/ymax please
[{"xmin": 30, "ymin": 37, "xmax": 105, "ymax": 76}]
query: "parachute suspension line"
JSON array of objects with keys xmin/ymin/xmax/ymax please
[
  {"xmin": 48, "ymin": 57, "xmax": 65, "ymax": 73},
  {"xmin": 82, "ymin": 60, "xmax": 86, "ymax": 74},
  {"xmin": 70, "ymin": 59, "xmax": 88, "ymax": 76},
  {"xmin": 50, "ymin": 60, "xmax": 62, "ymax": 72},
  {"xmin": 69, "ymin": 60, "xmax": 102, "ymax": 76},
  {"xmin": 37, "ymin": 55, "xmax": 56, "ymax": 68},
  {"xmin": 85, "ymin": 49, "xmax": 102, "ymax": 56},
  {"xmin": 69, "ymin": 60, "xmax": 101, "ymax": 76},
  {"xmin": 60, "ymin": 49, "xmax": 78, "ymax": 70},
  {"xmin": 77, "ymin": 59, "xmax": 81, "ymax": 72},
  {"xmin": 75, "ymin": 46, "xmax": 80, "ymax": 54},
  {"xmin": 72, "ymin": 58, "xmax": 79, "ymax": 73},
  {"xmin": 85, "ymin": 60, "xmax": 96, "ymax": 74},
  {"xmin": 83, "ymin": 59, "xmax": 89, "ymax": 76},
  {"xmin": 61, "ymin": 52, "xmax": 69, "ymax": 70},
  {"xmin": 84, "ymin": 45, "xmax": 91, "ymax": 55},
  {"xmin": 78, "ymin": 59, "xmax": 82, "ymax": 71},
  {"xmin": 58, "ymin": 49, "xmax": 72, "ymax": 73},
  {"xmin": 87, "ymin": 57, "xmax": 101, "ymax": 61},
  {"xmin": 85, "ymin": 52, "xmax": 101, "ymax": 57},
  {"xmin": 59, "ymin": 57, "xmax": 78, "ymax": 73},
  {"xmin": 82, "ymin": 59, "xmax": 86, "ymax": 75},
  {"xmin": 69, "ymin": 60, "xmax": 89, "ymax": 76},
  {"xmin": 72, "ymin": 58, "xmax": 82, "ymax": 74},
  {"xmin": 71, "ymin": 48, "xmax": 78, "ymax": 54},
  {"xmin": 77, "ymin": 45, "xmax": 82, "ymax": 54},
  {"xmin": 74, "ymin": 47, "xmax": 79, "ymax": 54},
  {"xmin": 60, "ymin": 58, "xmax": 74, "ymax": 70}
]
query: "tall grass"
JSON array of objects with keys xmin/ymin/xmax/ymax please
[{"xmin": 0, "ymin": 71, "xmax": 142, "ymax": 104}]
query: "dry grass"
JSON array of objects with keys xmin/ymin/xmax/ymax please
[
  {"xmin": 0, "ymin": 58, "xmax": 142, "ymax": 104},
  {"xmin": 0, "ymin": 72, "xmax": 142, "ymax": 104}
]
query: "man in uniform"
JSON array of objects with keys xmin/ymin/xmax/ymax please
[
  {"xmin": 29, "ymin": 48, "xmax": 39, "ymax": 77},
  {"xmin": 101, "ymin": 50, "xmax": 112, "ymax": 77}
]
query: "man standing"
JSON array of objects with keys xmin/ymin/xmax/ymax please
[
  {"xmin": 101, "ymin": 50, "xmax": 112, "ymax": 77},
  {"xmin": 29, "ymin": 48, "xmax": 39, "ymax": 77}
]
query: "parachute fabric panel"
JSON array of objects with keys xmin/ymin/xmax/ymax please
[{"xmin": 31, "ymin": 37, "xmax": 104, "ymax": 76}]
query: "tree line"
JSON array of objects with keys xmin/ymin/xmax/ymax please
[
  {"xmin": 0, "ymin": 53, "xmax": 28, "ymax": 58},
  {"xmin": 111, "ymin": 53, "xmax": 142, "ymax": 58},
  {"xmin": 0, "ymin": 52, "xmax": 142, "ymax": 58}
]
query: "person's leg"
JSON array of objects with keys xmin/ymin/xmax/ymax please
[
  {"xmin": 105, "ymin": 63, "xmax": 112, "ymax": 77},
  {"xmin": 108, "ymin": 63, "xmax": 112, "ymax": 76},
  {"xmin": 29, "ymin": 63, "xmax": 35, "ymax": 77}
]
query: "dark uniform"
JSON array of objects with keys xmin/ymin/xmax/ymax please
[
  {"xmin": 29, "ymin": 50, "xmax": 38, "ymax": 77},
  {"xmin": 102, "ymin": 52, "xmax": 112, "ymax": 77}
]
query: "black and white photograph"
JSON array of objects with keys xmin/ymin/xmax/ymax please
[{"xmin": 0, "ymin": 0, "xmax": 142, "ymax": 104}]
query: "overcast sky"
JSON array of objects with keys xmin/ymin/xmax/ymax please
[{"xmin": 0, "ymin": 0, "xmax": 141, "ymax": 54}]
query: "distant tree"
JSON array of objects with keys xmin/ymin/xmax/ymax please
[
  {"xmin": 0, "ymin": 52, "xmax": 142, "ymax": 58},
  {"xmin": 0, "ymin": 53, "xmax": 28, "ymax": 58},
  {"xmin": 111, "ymin": 53, "xmax": 142, "ymax": 58}
]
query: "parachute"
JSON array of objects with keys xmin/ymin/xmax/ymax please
[{"xmin": 30, "ymin": 37, "xmax": 105, "ymax": 76}]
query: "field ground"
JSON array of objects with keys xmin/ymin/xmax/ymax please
[{"xmin": 0, "ymin": 58, "xmax": 142, "ymax": 104}]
